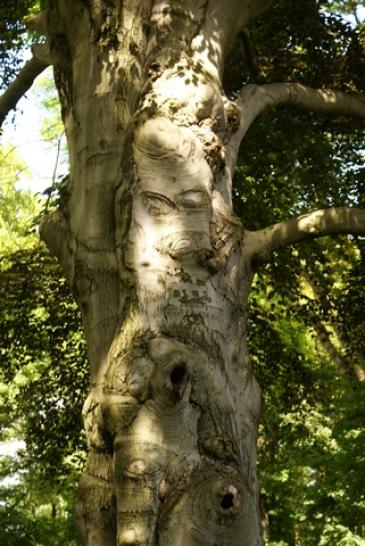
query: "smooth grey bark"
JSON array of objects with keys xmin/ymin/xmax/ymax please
[
  {"xmin": 24, "ymin": 0, "xmax": 365, "ymax": 544},
  {"xmin": 249, "ymin": 208, "xmax": 365, "ymax": 265},
  {"xmin": 227, "ymin": 85, "xmax": 365, "ymax": 177}
]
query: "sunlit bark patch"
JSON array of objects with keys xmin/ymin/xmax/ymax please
[{"xmin": 127, "ymin": 117, "xmax": 213, "ymax": 272}]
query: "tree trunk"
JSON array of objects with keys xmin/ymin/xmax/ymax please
[
  {"xmin": 37, "ymin": 1, "xmax": 365, "ymax": 545},
  {"xmin": 41, "ymin": 1, "xmax": 264, "ymax": 544}
]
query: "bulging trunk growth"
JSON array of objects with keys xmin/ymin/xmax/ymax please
[{"xmin": 29, "ymin": 1, "xmax": 365, "ymax": 544}]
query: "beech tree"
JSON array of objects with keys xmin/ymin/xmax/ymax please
[{"xmin": 1, "ymin": 1, "xmax": 365, "ymax": 545}]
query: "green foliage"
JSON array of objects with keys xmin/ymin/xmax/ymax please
[
  {"xmin": 36, "ymin": 74, "xmax": 64, "ymax": 143},
  {"xmin": 1, "ymin": 49, "xmax": 82, "ymax": 544},
  {"xmin": 0, "ymin": 145, "xmax": 40, "ymax": 257},
  {"xmin": 227, "ymin": 3, "xmax": 365, "ymax": 544},
  {"xmin": 0, "ymin": 245, "xmax": 88, "ymax": 473},
  {"xmin": 319, "ymin": 524, "xmax": 365, "ymax": 546},
  {"xmin": 0, "ymin": 245, "xmax": 87, "ymax": 545},
  {"xmin": 30, "ymin": 71, "xmax": 69, "ymax": 213},
  {"xmin": 0, "ymin": 0, "xmax": 43, "ymax": 90},
  {"xmin": 0, "ymin": 154, "xmax": 86, "ymax": 543},
  {"xmin": 326, "ymin": 1, "xmax": 365, "ymax": 26},
  {"xmin": 247, "ymin": 231, "xmax": 365, "ymax": 544},
  {"xmin": 0, "ymin": 451, "xmax": 82, "ymax": 546}
]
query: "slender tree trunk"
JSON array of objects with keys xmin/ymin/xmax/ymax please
[{"xmin": 294, "ymin": 523, "xmax": 302, "ymax": 546}]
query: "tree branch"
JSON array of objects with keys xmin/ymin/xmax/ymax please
[
  {"xmin": 226, "ymin": 83, "xmax": 365, "ymax": 175},
  {"xmin": 242, "ymin": 82, "xmax": 365, "ymax": 134},
  {"xmin": 24, "ymin": 10, "xmax": 48, "ymax": 35},
  {"xmin": 313, "ymin": 321, "xmax": 357, "ymax": 379},
  {"xmin": 305, "ymin": 273, "xmax": 365, "ymax": 382},
  {"xmin": 255, "ymin": 82, "xmax": 364, "ymax": 117},
  {"xmin": 249, "ymin": 207, "xmax": 365, "ymax": 265},
  {"xmin": 40, "ymin": 211, "xmax": 74, "ymax": 283},
  {"xmin": 0, "ymin": 47, "xmax": 50, "ymax": 128}
]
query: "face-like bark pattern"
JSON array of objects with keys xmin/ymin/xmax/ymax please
[
  {"xmin": 34, "ymin": 1, "xmax": 365, "ymax": 542},
  {"xmin": 126, "ymin": 118, "xmax": 215, "ymax": 331},
  {"xmin": 44, "ymin": 1, "xmax": 267, "ymax": 544}
]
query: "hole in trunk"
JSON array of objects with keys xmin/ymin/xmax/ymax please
[
  {"xmin": 221, "ymin": 493, "xmax": 234, "ymax": 510},
  {"xmin": 170, "ymin": 363, "xmax": 186, "ymax": 385}
]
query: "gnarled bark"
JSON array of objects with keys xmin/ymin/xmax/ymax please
[
  {"xmin": 36, "ymin": 0, "xmax": 365, "ymax": 544},
  {"xmin": 40, "ymin": 1, "xmax": 265, "ymax": 544}
]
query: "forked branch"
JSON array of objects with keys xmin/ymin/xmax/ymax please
[{"xmin": 249, "ymin": 207, "xmax": 365, "ymax": 264}]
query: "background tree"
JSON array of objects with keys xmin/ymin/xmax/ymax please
[
  {"xmin": 1, "ymin": 29, "xmax": 84, "ymax": 543},
  {"xmin": 0, "ymin": 142, "xmax": 87, "ymax": 544}
]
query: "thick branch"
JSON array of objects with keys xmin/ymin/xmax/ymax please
[
  {"xmin": 244, "ymin": 82, "xmax": 365, "ymax": 128},
  {"xmin": 0, "ymin": 49, "xmax": 50, "ymax": 128},
  {"xmin": 226, "ymin": 83, "xmax": 365, "ymax": 175},
  {"xmin": 249, "ymin": 208, "xmax": 365, "ymax": 264}
]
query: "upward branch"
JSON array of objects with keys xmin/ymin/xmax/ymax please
[
  {"xmin": 243, "ymin": 83, "xmax": 365, "ymax": 125},
  {"xmin": 239, "ymin": 29, "xmax": 261, "ymax": 81},
  {"xmin": 0, "ymin": 46, "xmax": 50, "ymax": 129},
  {"xmin": 248, "ymin": 0, "xmax": 277, "ymax": 19},
  {"xmin": 248, "ymin": 207, "xmax": 365, "ymax": 265},
  {"xmin": 226, "ymin": 83, "xmax": 365, "ymax": 174}
]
